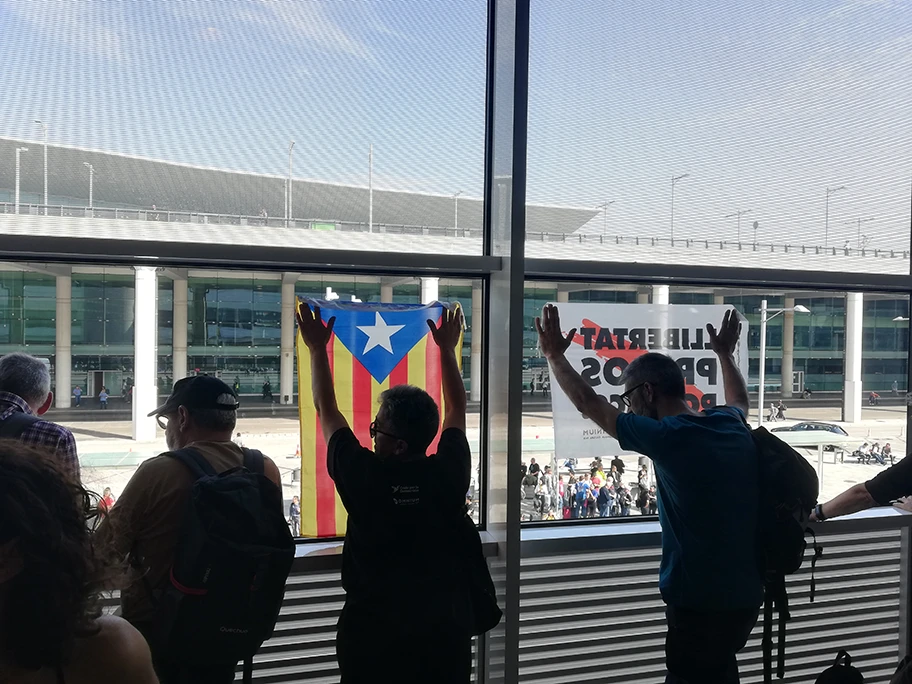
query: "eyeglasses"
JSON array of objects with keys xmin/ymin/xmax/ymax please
[
  {"xmin": 156, "ymin": 414, "xmax": 171, "ymax": 430},
  {"xmin": 619, "ymin": 383, "xmax": 646, "ymax": 408},
  {"xmin": 369, "ymin": 421, "xmax": 402, "ymax": 441}
]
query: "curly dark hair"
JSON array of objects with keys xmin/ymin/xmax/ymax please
[{"xmin": 0, "ymin": 440, "xmax": 104, "ymax": 669}]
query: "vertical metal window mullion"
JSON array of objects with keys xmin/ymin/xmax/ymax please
[{"xmin": 479, "ymin": 0, "xmax": 530, "ymax": 682}]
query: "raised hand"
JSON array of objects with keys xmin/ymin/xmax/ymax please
[
  {"xmin": 296, "ymin": 300, "xmax": 336, "ymax": 352},
  {"xmin": 535, "ymin": 304, "xmax": 576, "ymax": 360},
  {"xmin": 707, "ymin": 309, "xmax": 742, "ymax": 358},
  {"xmin": 427, "ymin": 305, "xmax": 463, "ymax": 352}
]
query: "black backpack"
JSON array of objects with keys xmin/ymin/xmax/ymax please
[
  {"xmin": 146, "ymin": 446, "xmax": 295, "ymax": 680},
  {"xmin": 816, "ymin": 650, "xmax": 865, "ymax": 683},
  {"xmin": 752, "ymin": 425, "xmax": 822, "ymax": 683}
]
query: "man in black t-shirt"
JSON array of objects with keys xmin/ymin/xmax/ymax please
[{"xmin": 297, "ymin": 302, "xmax": 471, "ymax": 684}]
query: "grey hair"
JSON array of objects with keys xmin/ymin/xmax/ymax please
[
  {"xmin": 189, "ymin": 394, "xmax": 238, "ymax": 432},
  {"xmin": 0, "ymin": 353, "xmax": 51, "ymax": 407},
  {"xmin": 619, "ymin": 352, "xmax": 685, "ymax": 399}
]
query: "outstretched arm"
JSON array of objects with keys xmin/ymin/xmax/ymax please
[
  {"xmin": 536, "ymin": 304, "xmax": 621, "ymax": 438},
  {"xmin": 428, "ymin": 306, "xmax": 467, "ymax": 432},
  {"xmin": 707, "ymin": 309, "xmax": 750, "ymax": 416},
  {"xmin": 297, "ymin": 301, "xmax": 349, "ymax": 440}
]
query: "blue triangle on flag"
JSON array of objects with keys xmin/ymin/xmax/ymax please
[{"xmin": 308, "ymin": 300, "xmax": 445, "ymax": 384}]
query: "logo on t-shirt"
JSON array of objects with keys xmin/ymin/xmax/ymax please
[{"xmin": 391, "ymin": 484, "xmax": 419, "ymax": 506}]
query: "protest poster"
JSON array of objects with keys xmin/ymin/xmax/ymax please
[{"xmin": 547, "ymin": 303, "xmax": 749, "ymax": 461}]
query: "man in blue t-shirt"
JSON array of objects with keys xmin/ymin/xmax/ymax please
[{"xmin": 536, "ymin": 305, "xmax": 761, "ymax": 684}]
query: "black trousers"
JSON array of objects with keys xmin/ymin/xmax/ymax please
[
  {"xmin": 336, "ymin": 600, "xmax": 472, "ymax": 684},
  {"xmin": 664, "ymin": 605, "xmax": 760, "ymax": 684}
]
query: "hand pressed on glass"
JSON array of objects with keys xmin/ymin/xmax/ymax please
[
  {"xmin": 535, "ymin": 304, "xmax": 576, "ymax": 359},
  {"xmin": 706, "ymin": 309, "xmax": 741, "ymax": 358},
  {"xmin": 427, "ymin": 305, "xmax": 463, "ymax": 352},
  {"xmin": 296, "ymin": 300, "xmax": 336, "ymax": 351}
]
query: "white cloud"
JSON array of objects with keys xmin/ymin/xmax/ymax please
[{"xmin": 4, "ymin": 0, "xmax": 129, "ymax": 61}]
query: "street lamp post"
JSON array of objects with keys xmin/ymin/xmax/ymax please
[
  {"xmin": 34, "ymin": 120, "xmax": 48, "ymax": 213},
  {"xmin": 596, "ymin": 200, "xmax": 615, "ymax": 234},
  {"xmin": 725, "ymin": 208, "xmax": 752, "ymax": 243},
  {"xmin": 287, "ymin": 141, "xmax": 295, "ymax": 227},
  {"xmin": 83, "ymin": 162, "xmax": 94, "ymax": 208},
  {"xmin": 670, "ymin": 174, "xmax": 689, "ymax": 242},
  {"xmin": 368, "ymin": 143, "xmax": 373, "ymax": 234},
  {"xmin": 824, "ymin": 185, "xmax": 847, "ymax": 249},
  {"xmin": 453, "ymin": 190, "xmax": 463, "ymax": 230},
  {"xmin": 14, "ymin": 147, "xmax": 28, "ymax": 214},
  {"xmin": 845, "ymin": 217, "xmax": 875, "ymax": 250},
  {"xmin": 758, "ymin": 299, "xmax": 811, "ymax": 426}
]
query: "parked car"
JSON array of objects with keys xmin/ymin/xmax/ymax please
[{"xmin": 771, "ymin": 421, "xmax": 849, "ymax": 451}]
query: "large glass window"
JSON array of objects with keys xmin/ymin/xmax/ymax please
[
  {"xmin": 528, "ymin": 1, "xmax": 912, "ymax": 274},
  {"xmin": 522, "ymin": 283, "xmax": 909, "ymax": 523},
  {"xmin": 0, "ymin": 2, "xmax": 487, "ymax": 257}
]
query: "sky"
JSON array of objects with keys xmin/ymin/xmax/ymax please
[{"xmin": 0, "ymin": 0, "xmax": 909, "ymax": 248}]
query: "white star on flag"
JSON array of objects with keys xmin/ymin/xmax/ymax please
[{"xmin": 356, "ymin": 312, "xmax": 405, "ymax": 354}]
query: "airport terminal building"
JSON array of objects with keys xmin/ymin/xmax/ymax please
[{"xmin": 1, "ymin": 137, "xmax": 908, "ymax": 435}]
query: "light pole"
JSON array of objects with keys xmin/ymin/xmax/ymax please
[
  {"xmin": 368, "ymin": 143, "xmax": 373, "ymax": 234},
  {"xmin": 596, "ymin": 200, "xmax": 615, "ymax": 234},
  {"xmin": 453, "ymin": 190, "xmax": 463, "ymax": 230},
  {"xmin": 725, "ymin": 208, "xmax": 752, "ymax": 243},
  {"xmin": 670, "ymin": 173, "xmax": 689, "ymax": 242},
  {"xmin": 83, "ymin": 162, "xmax": 94, "ymax": 208},
  {"xmin": 844, "ymin": 217, "xmax": 875, "ymax": 250},
  {"xmin": 34, "ymin": 120, "xmax": 48, "ymax": 212},
  {"xmin": 287, "ymin": 140, "xmax": 295, "ymax": 227},
  {"xmin": 824, "ymin": 185, "xmax": 847, "ymax": 249},
  {"xmin": 14, "ymin": 147, "xmax": 28, "ymax": 214},
  {"xmin": 758, "ymin": 300, "xmax": 811, "ymax": 425}
]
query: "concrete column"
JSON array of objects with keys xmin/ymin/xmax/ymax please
[
  {"xmin": 714, "ymin": 293, "xmax": 726, "ymax": 305},
  {"xmin": 55, "ymin": 271, "xmax": 72, "ymax": 408},
  {"xmin": 782, "ymin": 296, "xmax": 795, "ymax": 398},
  {"xmin": 652, "ymin": 284, "xmax": 670, "ymax": 305},
  {"xmin": 556, "ymin": 288, "xmax": 569, "ymax": 303},
  {"xmin": 420, "ymin": 277, "xmax": 439, "ymax": 305},
  {"xmin": 280, "ymin": 274, "xmax": 298, "ymax": 405},
  {"xmin": 470, "ymin": 281, "xmax": 483, "ymax": 403},
  {"xmin": 843, "ymin": 292, "xmax": 863, "ymax": 423},
  {"xmin": 172, "ymin": 275, "xmax": 188, "ymax": 382},
  {"xmin": 380, "ymin": 283, "xmax": 394, "ymax": 303},
  {"xmin": 637, "ymin": 288, "xmax": 650, "ymax": 304},
  {"xmin": 133, "ymin": 267, "xmax": 159, "ymax": 441}
]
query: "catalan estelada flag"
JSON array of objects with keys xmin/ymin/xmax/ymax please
[{"xmin": 296, "ymin": 299, "xmax": 463, "ymax": 538}]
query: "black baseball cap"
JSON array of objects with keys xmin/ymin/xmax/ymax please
[{"xmin": 148, "ymin": 376, "xmax": 239, "ymax": 417}]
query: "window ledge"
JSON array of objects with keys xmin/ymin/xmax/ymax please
[{"xmin": 290, "ymin": 507, "xmax": 912, "ymax": 572}]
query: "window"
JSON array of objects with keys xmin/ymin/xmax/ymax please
[{"xmin": 524, "ymin": 283, "xmax": 909, "ymax": 524}]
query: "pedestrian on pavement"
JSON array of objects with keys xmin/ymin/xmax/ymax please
[
  {"xmin": 537, "ymin": 305, "xmax": 761, "ymax": 683},
  {"xmin": 73, "ymin": 385, "xmax": 82, "ymax": 407},
  {"xmin": 99, "ymin": 388, "xmax": 109, "ymax": 410},
  {"xmin": 288, "ymin": 496, "xmax": 301, "ymax": 536}
]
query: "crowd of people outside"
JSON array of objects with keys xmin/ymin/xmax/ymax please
[{"xmin": 521, "ymin": 455, "xmax": 657, "ymax": 521}]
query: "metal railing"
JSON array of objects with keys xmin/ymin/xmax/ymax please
[
  {"xmin": 2, "ymin": 201, "xmax": 908, "ymax": 260},
  {"xmin": 96, "ymin": 511, "xmax": 912, "ymax": 682}
]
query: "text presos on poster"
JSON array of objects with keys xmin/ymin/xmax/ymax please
[{"xmin": 548, "ymin": 303, "xmax": 749, "ymax": 461}]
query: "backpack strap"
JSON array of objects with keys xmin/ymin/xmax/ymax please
[
  {"xmin": 808, "ymin": 528, "xmax": 823, "ymax": 602},
  {"xmin": 167, "ymin": 447, "xmax": 218, "ymax": 480},
  {"xmin": 762, "ymin": 588, "xmax": 773, "ymax": 684},
  {"xmin": 241, "ymin": 447, "xmax": 265, "ymax": 476},
  {"xmin": 0, "ymin": 411, "xmax": 42, "ymax": 438},
  {"xmin": 777, "ymin": 587, "xmax": 790, "ymax": 679}
]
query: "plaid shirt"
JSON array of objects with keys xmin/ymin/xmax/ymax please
[{"xmin": 0, "ymin": 391, "xmax": 80, "ymax": 480}]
